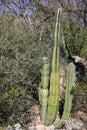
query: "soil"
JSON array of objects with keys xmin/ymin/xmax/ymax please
[{"xmin": 27, "ymin": 104, "xmax": 87, "ymax": 130}]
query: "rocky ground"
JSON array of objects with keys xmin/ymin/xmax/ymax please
[
  {"xmin": 27, "ymin": 104, "xmax": 87, "ymax": 130},
  {"xmin": 2, "ymin": 83, "xmax": 87, "ymax": 130},
  {"xmin": 3, "ymin": 104, "xmax": 87, "ymax": 130},
  {"xmin": 1, "ymin": 57, "xmax": 87, "ymax": 130}
]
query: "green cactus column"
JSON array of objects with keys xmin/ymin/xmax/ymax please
[
  {"xmin": 54, "ymin": 62, "xmax": 76, "ymax": 129},
  {"xmin": 45, "ymin": 8, "xmax": 62, "ymax": 125},
  {"xmin": 39, "ymin": 57, "xmax": 50, "ymax": 124}
]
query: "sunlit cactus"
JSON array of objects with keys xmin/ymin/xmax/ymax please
[
  {"xmin": 39, "ymin": 7, "xmax": 76, "ymax": 129},
  {"xmin": 45, "ymin": 8, "xmax": 62, "ymax": 125},
  {"xmin": 54, "ymin": 62, "xmax": 76, "ymax": 129}
]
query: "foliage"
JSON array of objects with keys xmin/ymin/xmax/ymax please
[
  {"xmin": 0, "ymin": 0, "xmax": 87, "ymax": 128},
  {"xmin": 1, "ymin": 0, "xmax": 87, "ymax": 59},
  {"xmin": 73, "ymin": 75, "xmax": 87, "ymax": 112},
  {"xmin": 0, "ymin": 12, "xmax": 52, "ymax": 87},
  {"xmin": 0, "ymin": 86, "xmax": 25, "ymax": 124},
  {"xmin": 62, "ymin": 19, "xmax": 87, "ymax": 58},
  {"xmin": 0, "ymin": 12, "xmax": 52, "ymax": 126},
  {"xmin": 38, "ymin": 0, "xmax": 87, "ymax": 59}
]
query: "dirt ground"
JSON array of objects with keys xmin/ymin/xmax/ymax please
[{"xmin": 28, "ymin": 104, "xmax": 87, "ymax": 130}]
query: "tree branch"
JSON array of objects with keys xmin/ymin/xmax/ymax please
[{"xmin": 12, "ymin": 0, "xmax": 20, "ymax": 8}]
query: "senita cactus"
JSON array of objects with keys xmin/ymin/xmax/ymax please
[
  {"xmin": 39, "ymin": 7, "xmax": 76, "ymax": 129},
  {"xmin": 54, "ymin": 62, "xmax": 75, "ymax": 129},
  {"xmin": 45, "ymin": 8, "xmax": 62, "ymax": 125},
  {"xmin": 39, "ymin": 57, "xmax": 50, "ymax": 123}
]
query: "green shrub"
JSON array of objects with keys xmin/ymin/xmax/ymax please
[
  {"xmin": 62, "ymin": 19, "xmax": 87, "ymax": 58},
  {"xmin": 0, "ymin": 12, "xmax": 52, "ymax": 126},
  {"xmin": 0, "ymin": 86, "xmax": 25, "ymax": 123}
]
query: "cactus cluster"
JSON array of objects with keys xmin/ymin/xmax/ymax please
[{"xmin": 39, "ymin": 8, "xmax": 76, "ymax": 129}]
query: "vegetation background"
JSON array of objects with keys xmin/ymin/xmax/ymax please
[{"xmin": 0, "ymin": 0, "xmax": 87, "ymax": 129}]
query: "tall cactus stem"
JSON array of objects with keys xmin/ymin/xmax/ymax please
[
  {"xmin": 54, "ymin": 62, "xmax": 76, "ymax": 129},
  {"xmin": 45, "ymin": 8, "xmax": 62, "ymax": 125}
]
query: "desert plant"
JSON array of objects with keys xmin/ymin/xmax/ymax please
[
  {"xmin": 39, "ymin": 57, "xmax": 50, "ymax": 123},
  {"xmin": 54, "ymin": 62, "xmax": 75, "ymax": 129},
  {"xmin": 39, "ymin": 8, "xmax": 62, "ymax": 125},
  {"xmin": 0, "ymin": 86, "xmax": 25, "ymax": 124},
  {"xmin": 45, "ymin": 8, "xmax": 62, "ymax": 125},
  {"xmin": 0, "ymin": 12, "xmax": 53, "ymax": 126},
  {"xmin": 39, "ymin": 8, "xmax": 76, "ymax": 129}
]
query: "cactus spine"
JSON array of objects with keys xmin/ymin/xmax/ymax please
[
  {"xmin": 54, "ymin": 62, "xmax": 75, "ymax": 129},
  {"xmin": 39, "ymin": 57, "xmax": 50, "ymax": 123},
  {"xmin": 45, "ymin": 8, "xmax": 62, "ymax": 125}
]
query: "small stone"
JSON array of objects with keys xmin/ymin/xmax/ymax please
[
  {"xmin": 6, "ymin": 125, "xmax": 12, "ymax": 130},
  {"xmin": 29, "ymin": 125, "xmax": 35, "ymax": 130},
  {"xmin": 14, "ymin": 123, "xmax": 22, "ymax": 130}
]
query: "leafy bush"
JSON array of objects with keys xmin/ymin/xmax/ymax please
[
  {"xmin": 0, "ymin": 86, "xmax": 25, "ymax": 123},
  {"xmin": 0, "ymin": 12, "xmax": 52, "ymax": 126},
  {"xmin": 73, "ymin": 75, "xmax": 87, "ymax": 113},
  {"xmin": 62, "ymin": 19, "xmax": 87, "ymax": 58}
]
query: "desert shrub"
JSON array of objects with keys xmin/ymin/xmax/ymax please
[
  {"xmin": 0, "ymin": 12, "xmax": 52, "ymax": 126},
  {"xmin": 0, "ymin": 86, "xmax": 25, "ymax": 123},
  {"xmin": 62, "ymin": 20, "xmax": 87, "ymax": 59},
  {"xmin": 0, "ymin": 12, "xmax": 52, "ymax": 86},
  {"xmin": 73, "ymin": 74, "xmax": 87, "ymax": 113}
]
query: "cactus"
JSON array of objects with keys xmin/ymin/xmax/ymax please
[
  {"xmin": 54, "ymin": 62, "xmax": 76, "ymax": 129},
  {"xmin": 45, "ymin": 8, "xmax": 62, "ymax": 125},
  {"xmin": 39, "ymin": 7, "xmax": 76, "ymax": 129},
  {"xmin": 39, "ymin": 57, "xmax": 50, "ymax": 123}
]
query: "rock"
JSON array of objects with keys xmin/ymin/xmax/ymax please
[
  {"xmin": 6, "ymin": 125, "xmax": 12, "ymax": 130},
  {"xmin": 65, "ymin": 118, "xmax": 83, "ymax": 130},
  {"xmin": 14, "ymin": 123, "xmax": 22, "ymax": 130},
  {"xmin": 72, "ymin": 55, "xmax": 87, "ymax": 70},
  {"xmin": 77, "ymin": 111, "xmax": 87, "ymax": 122}
]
